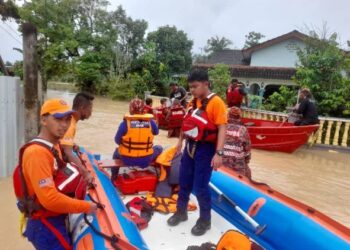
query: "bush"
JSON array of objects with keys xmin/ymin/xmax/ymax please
[
  {"xmin": 263, "ymin": 86, "xmax": 297, "ymax": 112},
  {"xmin": 107, "ymin": 77, "xmax": 136, "ymax": 101}
]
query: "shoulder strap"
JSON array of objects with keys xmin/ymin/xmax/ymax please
[{"xmin": 200, "ymin": 93, "xmax": 216, "ymax": 110}]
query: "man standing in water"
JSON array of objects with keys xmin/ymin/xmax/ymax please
[
  {"xmin": 293, "ymin": 88, "xmax": 319, "ymax": 126},
  {"xmin": 170, "ymin": 82, "xmax": 188, "ymax": 107},
  {"xmin": 61, "ymin": 92, "xmax": 94, "ymax": 182},
  {"xmin": 167, "ymin": 69, "xmax": 227, "ymax": 236},
  {"xmin": 226, "ymin": 79, "xmax": 249, "ymax": 108}
]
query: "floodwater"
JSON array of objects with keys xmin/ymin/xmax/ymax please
[
  {"xmin": 47, "ymin": 89, "xmax": 350, "ymax": 227},
  {"xmin": 1, "ymin": 88, "xmax": 349, "ymax": 250}
]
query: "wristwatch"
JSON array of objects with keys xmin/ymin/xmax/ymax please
[{"xmin": 216, "ymin": 150, "xmax": 224, "ymax": 156}]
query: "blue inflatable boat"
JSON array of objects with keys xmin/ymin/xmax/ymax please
[{"xmin": 71, "ymin": 151, "xmax": 350, "ymax": 250}]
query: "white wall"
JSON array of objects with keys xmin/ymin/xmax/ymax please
[
  {"xmin": 0, "ymin": 76, "xmax": 24, "ymax": 178},
  {"xmin": 250, "ymin": 39, "xmax": 305, "ymax": 68}
]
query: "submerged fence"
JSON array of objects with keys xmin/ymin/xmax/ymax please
[
  {"xmin": 146, "ymin": 94, "xmax": 350, "ymax": 149},
  {"xmin": 0, "ymin": 76, "xmax": 24, "ymax": 178}
]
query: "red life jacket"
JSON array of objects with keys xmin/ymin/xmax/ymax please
[
  {"xmin": 143, "ymin": 105, "xmax": 153, "ymax": 115},
  {"xmin": 181, "ymin": 93, "xmax": 218, "ymax": 143},
  {"xmin": 126, "ymin": 197, "xmax": 154, "ymax": 230},
  {"xmin": 155, "ymin": 107, "xmax": 168, "ymax": 127},
  {"xmin": 13, "ymin": 138, "xmax": 87, "ymax": 218},
  {"xmin": 167, "ymin": 105, "xmax": 185, "ymax": 129}
]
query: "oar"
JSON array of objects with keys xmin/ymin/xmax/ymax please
[{"xmin": 209, "ymin": 182, "xmax": 267, "ymax": 235}]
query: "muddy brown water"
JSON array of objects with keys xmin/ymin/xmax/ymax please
[{"xmin": 1, "ymin": 89, "xmax": 349, "ymax": 249}]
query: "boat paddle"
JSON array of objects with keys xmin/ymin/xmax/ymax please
[{"xmin": 209, "ymin": 182, "xmax": 267, "ymax": 235}]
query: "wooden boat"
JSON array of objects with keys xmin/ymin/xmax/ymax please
[
  {"xmin": 241, "ymin": 118, "xmax": 319, "ymax": 153},
  {"xmin": 70, "ymin": 150, "xmax": 350, "ymax": 250}
]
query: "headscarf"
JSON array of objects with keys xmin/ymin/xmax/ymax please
[
  {"xmin": 228, "ymin": 106, "xmax": 242, "ymax": 123},
  {"xmin": 129, "ymin": 98, "xmax": 145, "ymax": 115}
]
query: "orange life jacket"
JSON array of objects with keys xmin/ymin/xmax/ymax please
[
  {"xmin": 145, "ymin": 192, "xmax": 197, "ymax": 214},
  {"xmin": 167, "ymin": 105, "xmax": 185, "ymax": 129},
  {"xmin": 13, "ymin": 138, "xmax": 86, "ymax": 218},
  {"xmin": 181, "ymin": 93, "xmax": 218, "ymax": 143},
  {"xmin": 216, "ymin": 230, "xmax": 263, "ymax": 250},
  {"xmin": 118, "ymin": 114, "xmax": 155, "ymax": 158}
]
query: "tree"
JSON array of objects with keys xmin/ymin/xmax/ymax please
[
  {"xmin": 293, "ymin": 31, "xmax": 350, "ymax": 117},
  {"xmin": 243, "ymin": 31, "xmax": 265, "ymax": 49},
  {"xmin": 147, "ymin": 25, "xmax": 193, "ymax": 74},
  {"xmin": 204, "ymin": 36, "xmax": 232, "ymax": 55},
  {"xmin": 130, "ymin": 42, "xmax": 169, "ymax": 96},
  {"xmin": 208, "ymin": 64, "xmax": 231, "ymax": 99}
]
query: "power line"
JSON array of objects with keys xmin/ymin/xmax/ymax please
[
  {"xmin": 4, "ymin": 22, "xmax": 21, "ymax": 36},
  {"xmin": 0, "ymin": 24, "xmax": 22, "ymax": 45}
]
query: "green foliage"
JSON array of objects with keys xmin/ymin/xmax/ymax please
[
  {"xmin": 147, "ymin": 25, "xmax": 193, "ymax": 74},
  {"xmin": 107, "ymin": 76, "xmax": 135, "ymax": 100},
  {"xmin": 208, "ymin": 64, "xmax": 231, "ymax": 99},
  {"xmin": 0, "ymin": 0, "xmax": 20, "ymax": 20},
  {"xmin": 243, "ymin": 31, "xmax": 265, "ymax": 49},
  {"xmin": 248, "ymin": 94, "xmax": 263, "ymax": 109},
  {"xmin": 264, "ymin": 86, "xmax": 297, "ymax": 112},
  {"xmin": 294, "ymin": 32, "xmax": 350, "ymax": 117},
  {"xmin": 12, "ymin": 60, "xmax": 23, "ymax": 79},
  {"xmin": 204, "ymin": 36, "xmax": 232, "ymax": 55}
]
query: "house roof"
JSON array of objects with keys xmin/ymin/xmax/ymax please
[
  {"xmin": 243, "ymin": 30, "xmax": 309, "ymax": 56},
  {"xmin": 194, "ymin": 63, "xmax": 296, "ymax": 80},
  {"xmin": 206, "ymin": 49, "xmax": 248, "ymax": 65}
]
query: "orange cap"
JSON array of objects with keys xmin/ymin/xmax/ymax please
[{"xmin": 40, "ymin": 98, "xmax": 75, "ymax": 118}]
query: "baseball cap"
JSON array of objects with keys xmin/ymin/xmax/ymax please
[{"xmin": 40, "ymin": 99, "xmax": 75, "ymax": 118}]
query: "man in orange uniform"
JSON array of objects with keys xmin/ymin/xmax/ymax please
[
  {"xmin": 61, "ymin": 92, "xmax": 94, "ymax": 182},
  {"xmin": 167, "ymin": 69, "xmax": 227, "ymax": 236},
  {"xmin": 21, "ymin": 99, "xmax": 97, "ymax": 250}
]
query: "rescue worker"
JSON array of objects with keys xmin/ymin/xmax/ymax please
[
  {"xmin": 61, "ymin": 92, "xmax": 94, "ymax": 183},
  {"xmin": 226, "ymin": 79, "xmax": 249, "ymax": 108},
  {"xmin": 293, "ymin": 88, "xmax": 319, "ymax": 126},
  {"xmin": 222, "ymin": 107, "xmax": 252, "ymax": 178},
  {"xmin": 170, "ymin": 82, "xmax": 188, "ymax": 107},
  {"xmin": 167, "ymin": 68, "xmax": 227, "ymax": 236},
  {"xmin": 166, "ymin": 99, "xmax": 185, "ymax": 138},
  {"xmin": 143, "ymin": 98, "xmax": 154, "ymax": 115},
  {"xmin": 111, "ymin": 98, "xmax": 163, "ymax": 181},
  {"xmin": 18, "ymin": 99, "xmax": 97, "ymax": 250}
]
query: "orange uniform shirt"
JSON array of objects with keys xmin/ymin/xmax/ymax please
[
  {"xmin": 61, "ymin": 116, "xmax": 77, "ymax": 146},
  {"xmin": 22, "ymin": 144, "xmax": 90, "ymax": 216},
  {"xmin": 193, "ymin": 95, "xmax": 228, "ymax": 125}
]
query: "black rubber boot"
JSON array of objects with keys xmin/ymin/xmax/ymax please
[
  {"xmin": 191, "ymin": 218, "xmax": 211, "ymax": 236},
  {"xmin": 167, "ymin": 210, "xmax": 188, "ymax": 226}
]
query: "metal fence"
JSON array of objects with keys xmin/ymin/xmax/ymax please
[{"xmin": 0, "ymin": 76, "xmax": 24, "ymax": 178}]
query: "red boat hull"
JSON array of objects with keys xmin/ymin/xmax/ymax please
[{"xmin": 241, "ymin": 118, "xmax": 319, "ymax": 153}]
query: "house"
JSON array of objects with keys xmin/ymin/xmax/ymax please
[{"xmin": 195, "ymin": 30, "xmax": 309, "ymax": 98}]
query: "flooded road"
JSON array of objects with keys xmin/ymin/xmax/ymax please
[{"xmin": 48, "ymin": 89, "xmax": 350, "ymax": 227}]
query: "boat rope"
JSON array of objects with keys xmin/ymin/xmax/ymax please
[{"xmin": 83, "ymin": 213, "xmax": 121, "ymax": 250}]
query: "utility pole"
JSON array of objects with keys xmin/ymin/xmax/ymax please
[{"xmin": 23, "ymin": 22, "xmax": 39, "ymax": 141}]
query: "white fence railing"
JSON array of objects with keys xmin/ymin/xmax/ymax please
[
  {"xmin": 146, "ymin": 94, "xmax": 350, "ymax": 149},
  {"xmin": 0, "ymin": 76, "xmax": 24, "ymax": 178}
]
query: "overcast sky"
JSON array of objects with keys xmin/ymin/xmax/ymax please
[{"xmin": 1, "ymin": 0, "xmax": 350, "ymax": 63}]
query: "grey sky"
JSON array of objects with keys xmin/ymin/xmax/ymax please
[{"xmin": 1, "ymin": 0, "xmax": 350, "ymax": 63}]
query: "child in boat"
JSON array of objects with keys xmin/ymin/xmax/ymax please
[
  {"xmin": 155, "ymin": 98, "xmax": 169, "ymax": 129},
  {"xmin": 143, "ymin": 97, "xmax": 154, "ymax": 115},
  {"xmin": 111, "ymin": 98, "xmax": 163, "ymax": 181},
  {"xmin": 222, "ymin": 107, "xmax": 252, "ymax": 178},
  {"xmin": 166, "ymin": 99, "xmax": 185, "ymax": 138},
  {"xmin": 167, "ymin": 68, "xmax": 227, "ymax": 236}
]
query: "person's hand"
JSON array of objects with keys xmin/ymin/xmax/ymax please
[
  {"xmin": 211, "ymin": 154, "xmax": 222, "ymax": 171},
  {"xmin": 87, "ymin": 202, "xmax": 98, "ymax": 214}
]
